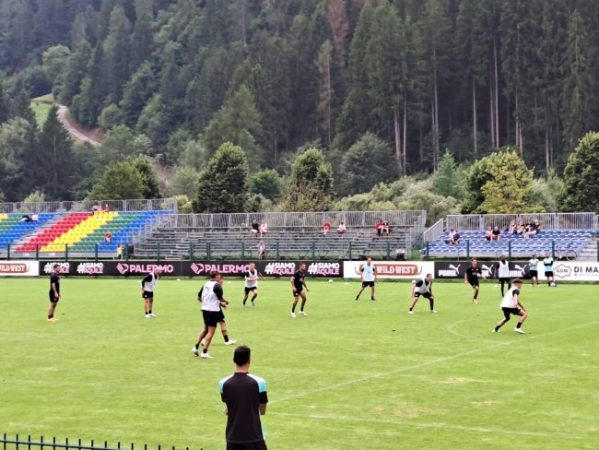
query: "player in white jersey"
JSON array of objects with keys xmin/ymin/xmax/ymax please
[
  {"xmin": 408, "ymin": 274, "xmax": 435, "ymax": 314},
  {"xmin": 355, "ymin": 257, "xmax": 377, "ymax": 301},
  {"xmin": 140, "ymin": 267, "xmax": 163, "ymax": 318},
  {"xmin": 242, "ymin": 262, "xmax": 263, "ymax": 307},
  {"xmin": 492, "ymin": 279, "xmax": 528, "ymax": 334},
  {"xmin": 193, "ymin": 271, "xmax": 234, "ymax": 359},
  {"xmin": 497, "ymin": 255, "xmax": 511, "ymax": 297},
  {"xmin": 528, "ymin": 255, "xmax": 539, "ymax": 286}
]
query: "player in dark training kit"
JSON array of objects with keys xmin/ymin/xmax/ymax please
[
  {"xmin": 290, "ymin": 263, "xmax": 309, "ymax": 318},
  {"xmin": 47, "ymin": 264, "xmax": 61, "ymax": 322},
  {"xmin": 464, "ymin": 259, "xmax": 484, "ymax": 304}
]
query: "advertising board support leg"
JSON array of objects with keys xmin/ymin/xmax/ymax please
[
  {"xmin": 157, "ymin": 242, "xmax": 161, "ymax": 261},
  {"xmin": 386, "ymin": 242, "xmax": 391, "ymax": 260},
  {"xmin": 466, "ymin": 240, "xmax": 470, "ymax": 259},
  {"xmin": 275, "ymin": 241, "xmax": 280, "ymax": 259},
  {"xmin": 311, "ymin": 241, "xmax": 316, "ymax": 259},
  {"xmin": 207, "ymin": 242, "xmax": 211, "ymax": 260},
  {"xmin": 7, "ymin": 244, "xmax": 10, "ymax": 261},
  {"xmin": 241, "ymin": 242, "xmax": 245, "ymax": 259},
  {"xmin": 95, "ymin": 244, "xmax": 98, "ymax": 262},
  {"xmin": 189, "ymin": 244, "xmax": 193, "ymax": 261}
]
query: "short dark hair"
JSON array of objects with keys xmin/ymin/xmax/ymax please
[
  {"xmin": 233, "ymin": 345, "xmax": 251, "ymax": 366},
  {"xmin": 209, "ymin": 270, "xmax": 220, "ymax": 279},
  {"xmin": 513, "ymin": 278, "xmax": 523, "ymax": 285}
]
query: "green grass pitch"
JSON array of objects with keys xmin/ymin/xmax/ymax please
[{"xmin": 1, "ymin": 277, "xmax": 597, "ymax": 450}]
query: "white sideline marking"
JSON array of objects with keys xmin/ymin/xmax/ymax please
[
  {"xmin": 268, "ymin": 411, "xmax": 590, "ymax": 440},
  {"xmin": 272, "ymin": 320, "xmax": 599, "ymax": 405}
]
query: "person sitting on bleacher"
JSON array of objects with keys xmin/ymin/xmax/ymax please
[
  {"xmin": 492, "ymin": 226, "xmax": 501, "ymax": 241},
  {"xmin": 259, "ymin": 222, "xmax": 268, "ymax": 236},
  {"xmin": 251, "ymin": 220, "xmax": 260, "ymax": 236},
  {"xmin": 381, "ymin": 220, "xmax": 390, "ymax": 235},
  {"xmin": 104, "ymin": 231, "xmax": 113, "ymax": 243},
  {"xmin": 31, "ymin": 213, "xmax": 39, "ymax": 222},
  {"xmin": 485, "ymin": 226, "xmax": 493, "ymax": 241},
  {"xmin": 446, "ymin": 229, "xmax": 460, "ymax": 245},
  {"xmin": 508, "ymin": 220, "xmax": 517, "ymax": 234},
  {"xmin": 337, "ymin": 222, "xmax": 347, "ymax": 235},
  {"xmin": 323, "ymin": 221, "xmax": 331, "ymax": 235},
  {"xmin": 375, "ymin": 220, "xmax": 383, "ymax": 236}
]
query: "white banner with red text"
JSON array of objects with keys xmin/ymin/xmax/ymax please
[{"xmin": 343, "ymin": 261, "xmax": 435, "ymax": 280}]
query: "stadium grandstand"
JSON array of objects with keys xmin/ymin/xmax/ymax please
[
  {"xmin": 423, "ymin": 212, "xmax": 598, "ymax": 260},
  {"xmin": 133, "ymin": 210, "xmax": 426, "ymax": 260}
]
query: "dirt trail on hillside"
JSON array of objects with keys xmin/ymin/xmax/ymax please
[{"xmin": 57, "ymin": 105, "xmax": 103, "ymax": 147}]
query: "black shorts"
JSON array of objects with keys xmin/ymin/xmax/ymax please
[
  {"xmin": 244, "ymin": 286, "xmax": 257, "ymax": 295},
  {"xmin": 502, "ymin": 307, "xmax": 523, "ymax": 320},
  {"xmin": 49, "ymin": 291, "xmax": 59, "ymax": 303},
  {"xmin": 529, "ymin": 270, "xmax": 538, "ymax": 277},
  {"xmin": 292, "ymin": 285, "xmax": 304, "ymax": 296},
  {"xmin": 203, "ymin": 310, "xmax": 223, "ymax": 327},
  {"xmin": 142, "ymin": 291, "xmax": 154, "ymax": 299},
  {"xmin": 227, "ymin": 441, "xmax": 267, "ymax": 450},
  {"xmin": 468, "ymin": 279, "xmax": 479, "ymax": 288},
  {"xmin": 362, "ymin": 281, "xmax": 375, "ymax": 288},
  {"xmin": 499, "ymin": 277, "xmax": 511, "ymax": 284},
  {"xmin": 414, "ymin": 292, "xmax": 432, "ymax": 299},
  {"xmin": 545, "ymin": 271, "xmax": 554, "ymax": 277}
]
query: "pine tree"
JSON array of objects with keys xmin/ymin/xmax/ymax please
[
  {"xmin": 284, "ymin": 148, "xmax": 334, "ymax": 211},
  {"xmin": 561, "ymin": 132, "xmax": 599, "ymax": 212}
]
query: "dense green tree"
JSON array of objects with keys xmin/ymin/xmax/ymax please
[
  {"xmin": 102, "ymin": 5, "xmax": 131, "ymax": 102},
  {"xmin": 0, "ymin": 118, "xmax": 37, "ymax": 201},
  {"xmin": 60, "ymin": 40, "xmax": 92, "ymax": 104},
  {"xmin": 249, "ymin": 169, "xmax": 283, "ymax": 202},
  {"xmin": 339, "ymin": 133, "xmax": 397, "ymax": 196},
  {"xmin": 89, "ymin": 160, "xmax": 145, "ymax": 200},
  {"xmin": 284, "ymin": 148, "xmax": 334, "ymax": 211},
  {"xmin": 42, "ymin": 45, "xmax": 71, "ymax": 96},
  {"xmin": 131, "ymin": 154, "xmax": 161, "ymax": 199},
  {"xmin": 561, "ymin": 132, "xmax": 599, "ymax": 212},
  {"xmin": 201, "ymin": 84, "xmax": 264, "ymax": 169},
  {"xmin": 36, "ymin": 105, "xmax": 77, "ymax": 200},
  {"xmin": 169, "ymin": 166, "xmax": 199, "ymax": 198},
  {"xmin": 195, "ymin": 142, "xmax": 249, "ymax": 213},
  {"xmin": 433, "ymin": 151, "xmax": 466, "ymax": 199},
  {"xmin": 464, "ymin": 149, "xmax": 533, "ymax": 213}
]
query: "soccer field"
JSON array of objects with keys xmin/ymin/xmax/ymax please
[{"xmin": 1, "ymin": 277, "xmax": 597, "ymax": 450}]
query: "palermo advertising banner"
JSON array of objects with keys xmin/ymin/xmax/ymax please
[
  {"xmin": 343, "ymin": 261, "xmax": 435, "ymax": 280},
  {"xmin": 38, "ymin": 260, "xmax": 343, "ymax": 278},
  {"xmin": 0, "ymin": 260, "xmax": 39, "ymax": 276},
  {"xmin": 434, "ymin": 261, "xmax": 532, "ymax": 279}
]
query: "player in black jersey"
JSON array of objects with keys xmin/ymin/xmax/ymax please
[
  {"xmin": 290, "ymin": 263, "xmax": 309, "ymax": 318},
  {"xmin": 48, "ymin": 264, "xmax": 61, "ymax": 322},
  {"xmin": 464, "ymin": 259, "xmax": 484, "ymax": 304}
]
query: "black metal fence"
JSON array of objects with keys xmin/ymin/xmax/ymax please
[{"xmin": 1, "ymin": 435, "xmax": 197, "ymax": 450}]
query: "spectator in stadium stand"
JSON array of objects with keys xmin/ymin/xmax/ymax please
[
  {"xmin": 485, "ymin": 226, "xmax": 493, "ymax": 241},
  {"xmin": 375, "ymin": 220, "xmax": 383, "ymax": 236},
  {"xmin": 337, "ymin": 222, "xmax": 347, "ymax": 235},
  {"xmin": 103, "ymin": 203, "xmax": 110, "ymax": 212},
  {"xmin": 104, "ymin": 231, "xmax": 113, "ymax": 243},
  {"xmin": 258, "ymin": 241, "xmax": 266, "ymax": 260},
  {"xmin": 31, "ymin": 213, "xmax": 39, "ymax": 222},
  {"xmin": 21, "ymin": 214, "xmax": 32, "ymax": 222},
  {"xmin": 323, "ymin": 221, "xmax": 331, "ymax": 235},
  {"xmin": 492, "ymin": 225, "xmax": 501, "ymax": 241},
  {"xmin": 116, "ymin": 244, "xmax": 124, "ymax": 260},
  {"xmin": 92, "ymin": 203, "xmax": 100, "ymax": 214},
  {"xmin": 259, "ymin": 221, "xmax": 268, "ymax": 236},
  {"xmin": 251, "ymin": 219, "xmax": 260, "ymax": 236},
  {"xmin": 382, "ymin": 220, "xmax": 390, "ymax": 235},
  {"xmin": 508, "ymin": 220, "xmax": 517, "ymax": 234},
  {"xmin": 446, "ymin": 229, "xmax": 460, "ymax": 245}
]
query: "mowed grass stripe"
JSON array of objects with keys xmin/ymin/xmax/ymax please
[{"xmin": 0, "ymin": 278, "xmax": 597, "ymax": 450}]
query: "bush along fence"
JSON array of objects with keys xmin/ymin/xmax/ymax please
[{"xmin": 0, "ymin": 434, "xmax": 196, "ymax": 450}]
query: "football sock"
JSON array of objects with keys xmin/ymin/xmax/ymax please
[
  {"xmin": 494, "ymin": 325, "xmax": 500, "ymax": 331},
  {"xmin": 409, "ymin": 307, "xmax": 413, "ymax": 312},
  {"xmin": 252, "ymin": 294, "xmax": 257, "ymax": 302},
  {"xmin": 48, "ymin": 314, "xmax": 53, "ymax": 319},
  {"xmin": 474, "ymin": 290, "xmax": 479, "ymax": 299},
  {"xmin": 516, "ymin": 322, "xmax": 522, "ymax": 329},
  {"xmin": 429, "ymin": 299, "xmax": 435, "ymax": 311},
  {"xmin": 223, "ymin": 335, "xmax": 229, "ymax": 343},
  {"xmin": 292, "ymin": 304, "xmax": 297, "ymax": 313},
  {"xmin": 148, "ymin": 310, "xmax": 152, "ymax": 314}
]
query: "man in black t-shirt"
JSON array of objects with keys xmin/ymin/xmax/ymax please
[
  {"xmin": 219, "ymin": 346, "xmax": 268, "ymax": 450},
  {"xmin": 47, "ymin": 264, "xmax": 61, "ymax": 322},
  {"xmin": 290, "ymin": 263, "xmax": 309, "ymax": 318},
  {"xmin": 464, "ymin": 259, "xmax": 484, "ymax": 304}
]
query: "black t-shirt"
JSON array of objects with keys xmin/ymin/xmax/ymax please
[
  {"xmin": 50, "ymin": 274, "xmax": 60, "ymax": 294},
  {"xmin": 466, "ymin": 266, "xmax": 482, "ymax": 282},
  {"xmin": 293, "ymin": 270, "xmax": 305, "ymax": 289},
  {"xmin": 219, "ymin": 372, "xmax": 268, "ymax": 444}
]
